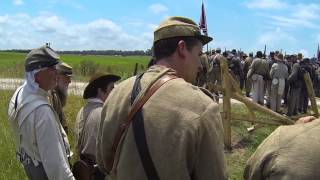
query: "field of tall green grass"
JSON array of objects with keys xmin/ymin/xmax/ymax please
[{"xmin": 0, "ymin": 52, "xmax": 149, "ymax": 80}]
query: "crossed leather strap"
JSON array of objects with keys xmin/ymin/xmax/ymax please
[{"xmin": 107, "ymin": 74, "xmax": 178, "ymax": 172}]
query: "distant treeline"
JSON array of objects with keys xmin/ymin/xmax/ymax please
[{"xmin": 0, "ymin": 49, "xmax": 152, "ymax": 56}]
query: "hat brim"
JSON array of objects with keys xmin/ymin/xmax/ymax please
[
  {"xmin": 274, "ymin": 57, "xmax": 284, "ymax": 61},
  {"xmin": 83, "ymin": 74, "xmax": 121, "ymax": 99},
  {"xmin": 196, "ymin": 35, "xmax": 213, "ymax": 45}
]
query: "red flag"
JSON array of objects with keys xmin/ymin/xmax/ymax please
[
  {"xmin": 199, "ymin": 2, "xmax": 208, "ymax": 36},
  {"xmin": 317, "ymin": 43, "xmax": 320, "ymax": 63}
]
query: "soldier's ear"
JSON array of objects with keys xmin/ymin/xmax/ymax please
[{"xmin": 177, "ymin": 40, "xmax": 187, "ymax": 59}]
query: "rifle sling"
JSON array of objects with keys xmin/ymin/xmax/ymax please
[{"xmin": 109, "ymin": 74, "xmax": 177, "ymax": 177}]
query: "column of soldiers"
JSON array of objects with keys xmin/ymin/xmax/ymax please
[
  {"xmin": 7, "ymin": 15, "xmax": 320, "ymax": 180},
  {"xmin": 200, "ymin": 48, "xmax": 320, "ymax": 117}
]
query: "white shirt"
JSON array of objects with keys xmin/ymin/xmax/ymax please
[{"xmin": 8, "ymin": 83, "xmax": 75, "ymax": 180}]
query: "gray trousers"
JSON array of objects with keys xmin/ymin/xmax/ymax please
[
  {"xmin": 270, "ymin": 84, "xmax": 282, "ymax": 112},
  {"xmin": 245, "ymin": 78, "xmax": 252, "ymax": 96},
  {"xmin": 265, "ymin": 80, "xmax": 272, "ymax": 106},
  {"xmin": 287, "ymin": 87, "xmax": 301, "ymax": 116},
  {"xmin": 251, "ymin": 75, "xmax": 265, "ymax": 104}
]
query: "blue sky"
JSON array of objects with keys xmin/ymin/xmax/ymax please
[{"xmin": 1, "ymin": 0, "xmax": 320, "ymax": 57}]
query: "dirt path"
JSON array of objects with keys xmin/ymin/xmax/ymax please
[
  {"xmin": 1, "ymin": 78, "xmax": 319, "ymax": 107},
  {"xmin": 0, "ymin": 78, "xmax": 87, "ymax": 96}
]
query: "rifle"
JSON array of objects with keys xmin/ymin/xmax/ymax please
[{"xmin": 263, "ymin": 45, "xmax": 267, "ymax": 59}]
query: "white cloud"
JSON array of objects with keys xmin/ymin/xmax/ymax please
[
  {"xmin": 13, "ymin": 0, "xmax": 23, "ymax": 6},
  {"xmin": 270, "ymin": 15, "xmax": 318, "ymax": 29},
  {"xmin": 149, "ymin": 4, "xmax": 168, "ymax": 14},
  {"xmin": 249, "ymin": 2, "xmax": 320, "ymax": 30},
  {"xmin": 0, "ymin": 14, "xmax": 153, "ymax": 50},
  {"xmin": 245, "ymin": 0, "xmax": 287, "ymax": 9},
  {"xmin": 293, "ymin": 4, "xmax": 320, "ymax": 20},
  {"xmin": 31, "ymin": 15, "xmax": 66, "ymax": 33},
  {"xmin": 257, "ymin": 28, "xmax": 296, "ymax": 48}
]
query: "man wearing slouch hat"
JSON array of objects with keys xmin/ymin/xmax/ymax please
[
  {"xmin": 8, "ymin": 45, "xmax": 74, "ymax": 179},
  {"xmin": 96, "ymin": 16, "xmax": 227, "ymax": 180}
]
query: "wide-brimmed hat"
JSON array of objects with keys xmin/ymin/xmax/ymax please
[
  {"xmin": 154, "ymin": 16, "xmax": 213, "ymax": 45},
  {"xmin": 275, "ymin": 54, "xmax": 284, "ymax": 61},
  {"xmin": 83, "ymin": 73, "xmax": 121, "ymax": 99}
]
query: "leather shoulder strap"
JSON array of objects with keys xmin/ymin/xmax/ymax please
[{"xmin": 107, "ymin": 74, "xmax": 177, "ymax": 172}]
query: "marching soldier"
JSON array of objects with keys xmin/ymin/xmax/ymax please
[
  {"xmin": 208, "ymin": 47, "xmax": 222, "ymax": 102},
  {"xmin": 266, "ymin": 52, "xmax": 276, "ymax": 108},
  {"xmin": 269, "ymin": 54, "xmax": 288, "ymax": 113},
  {"xmin": 247, "ymin": 51, "xmax": 269, "ymax": 105},
  {"xmin": 287, "ymin": 57, "xmax": 302, "ymax": 116},
  {"xmin": 244, "ymin": 52, "xmax": 254, "ymax": 97},
  {"xmin": 298, "ymin": 58, "xmax": 314, "ymax": 113}
]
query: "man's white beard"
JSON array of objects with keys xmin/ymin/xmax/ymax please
[{"xmin": 57, "ymin": 83, "xmax": 68, "ymax": 97}]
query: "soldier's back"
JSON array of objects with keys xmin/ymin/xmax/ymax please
[{"xmin": 98, "ymin": 65, "xmax": 227, "ymax": 180}]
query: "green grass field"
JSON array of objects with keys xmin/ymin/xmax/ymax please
[{"xmin": 0, "ymin": 52, "xmax": 150, "ymax": 80}]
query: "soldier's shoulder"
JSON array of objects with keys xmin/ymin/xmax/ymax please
[{"xmin": 199, "ymin": 87, "xmax": 214, "ymax": 99}]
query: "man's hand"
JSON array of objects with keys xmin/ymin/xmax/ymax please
[{"xmin": 295, "ymin": 116, "xmax": 317, "ymax": 124}]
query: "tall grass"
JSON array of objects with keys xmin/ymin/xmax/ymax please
[
  {"xmin": 0, "ymin": 90, "xmax": 26, "ymax": 179},
  {"xmin": 0, "ymin": 52, "xmax": 150, "ymax": 80}
]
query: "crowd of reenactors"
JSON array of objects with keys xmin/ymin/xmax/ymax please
[
  {"xmin": 198, "ymin": 48, "xmax": 320, "ymax": 117},
  {"xmin": 7, "ymin": 15, "xmax": 320, "ymax": 180}
]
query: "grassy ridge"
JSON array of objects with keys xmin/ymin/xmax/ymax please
[{"xmin": 0, "ymin": 52, "xmax": 150, "ymax": 79}]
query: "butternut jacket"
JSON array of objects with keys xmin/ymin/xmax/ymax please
[
  {"xmin": 75, "ymin": 98, "xmax": 103, "ymax": 160},
  {"xmin": 97, "ymin": 65, "xmax": 227, "ymax": 180},
  {"xmin": 244, "ymin": 119, "xmax": 320, "ymax": 180}
]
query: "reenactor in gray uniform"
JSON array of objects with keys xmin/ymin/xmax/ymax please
[
  {"xmin": 244, "ymin": 52, "xmax": 254, "ymax": 97},
  {"xmin": 269, "ymin": 54, "xmax": 288, "ymax": 113},
  {"xmin": 209, "ymin": 48, "xmax": 222, "ymax": 84},
  {"xmin": 266, "ymin": 52, "xmax": 276, "ymax": 107},
  {"xmin": 74, "ymin": 73, "xmax": 120, "ymax": 180},
  {"xmin": 287, "ymin": 59, "xmax": 302, "ymax": 116},
  {"xmin": 228, "ymin": 49, "xmax": 244, "ymax": 83},
  {"xmin": 96, "ymin": 16, "xmax": 227, "ymax": 180},
  {"xmin": 208, "ymin": 48, "xmax": 222, "ymax": 102},
  {"xmin": 51, "ymin": 62, "xmax": 73, "ymax": 133},
  {"xmin": 244, "ymin": 116, "xmax": 320, "ymax": 180},
  {"xmin": 8, "ymin": 45, "xmax": 74, "ymax": 179},
  {"xmin": 247, "ymin": 51, "xmax": 269, "ymax": 105},
  {"xmin": 298, "ymin": 58, "xmax": 315, "ymax": 113}
]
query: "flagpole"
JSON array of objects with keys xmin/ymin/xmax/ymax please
[{"xmin": 199, "ymin": 0, "xmax": 208, "ymax": 53}]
